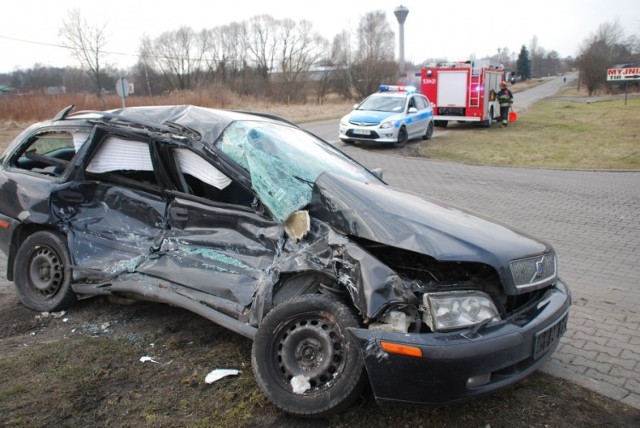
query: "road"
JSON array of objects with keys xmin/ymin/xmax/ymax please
[{"xmin": 301, "ymin": 74, "xmax": 640, "ymax": 410}]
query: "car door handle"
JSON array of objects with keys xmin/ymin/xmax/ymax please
[
  {"xmin": 58, "ymin": 190, "xmax": 84, "ymax": 203},
  {"xmin": 170, "ymin": 207, "xmax": 189, "ymax": 221}
]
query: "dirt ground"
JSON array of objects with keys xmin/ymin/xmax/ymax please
[
  {"xmin": 2, "ymin": 276, "xmax": 640, "ymax": 428},
  {"xmin": 1, "ymin": 122, "xmax": 640, "ymax": 427}
]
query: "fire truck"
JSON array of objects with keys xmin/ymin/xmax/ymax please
[{"xmin": 420, "ymin": 62, "xmax": 505, "ymax": 127}]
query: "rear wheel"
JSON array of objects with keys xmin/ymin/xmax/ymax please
[
  {"xmin": 395, "ymin": 127, "xmax": 408, "ymax": 147},
  {"xmin": 252, "ymin": 294, "xmax": 366, "ymax": 417},
  {"xmin": 422, "ymin": 121, "xmax": 434, "ymax": 140},
  {"xmin": 14, "ymin": 231, "xmax": 76, "ymax": 312}
]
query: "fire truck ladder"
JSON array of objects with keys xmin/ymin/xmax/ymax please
[{"xmin": 469, "ymin": 69, "xmax": 481, "ymax": 108}]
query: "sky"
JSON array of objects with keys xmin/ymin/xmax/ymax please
[{"xmin": 1, "ymin": 0, "xmax": 639, "ymax": 74}]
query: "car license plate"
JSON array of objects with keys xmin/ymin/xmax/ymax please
[
  {"xmin": 533, "ymin": 312, "xmax": 568, "ymax": 360},
  {"xmin": 353, "ymin": 129, "xmax": 370, "ymax": 135}
]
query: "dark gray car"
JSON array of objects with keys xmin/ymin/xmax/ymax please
[{"xmin": 0, "ymin": 105, "xmax": 570, "ymax": 417}]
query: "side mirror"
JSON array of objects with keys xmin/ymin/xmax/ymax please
[
  {"xmin": 408, "ymin": 107, "xmax": 418, "ymax": 113},
  {"xmin": 370, "ymin": 168, "xmax": 384, "ymax": 180},
  {"xmin": 353, "ymin": 104, "xmax": 359, "ymax": 110}
]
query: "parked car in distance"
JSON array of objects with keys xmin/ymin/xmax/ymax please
[
  {"xmin": 339, "ymin": 85, "xmax": 434, "ymax": 147},
  {"xmin": 0, "ymin": 105, "xmax": 570, "ymax": 417}
]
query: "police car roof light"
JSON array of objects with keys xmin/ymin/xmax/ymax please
[{"xmin": 378, "ymin": 85, "xmax": 417, "ymax": 93}]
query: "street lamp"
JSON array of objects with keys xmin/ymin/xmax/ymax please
[{"xmin": 394, "ymin": 5, "xmax": 409, "ymax": 76}]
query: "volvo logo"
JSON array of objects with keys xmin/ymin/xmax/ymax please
[
  {"xmin": 528, "ymin": 256, "xmax": 547, "ymax": 284},
  {"xmin": 535, "ymin": 257, "xmax": 546, "ymax": 277}
]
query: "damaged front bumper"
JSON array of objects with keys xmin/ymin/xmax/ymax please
[{"xmin": 349, "ymin": 279, "xmax": 571, "ymax": 406}]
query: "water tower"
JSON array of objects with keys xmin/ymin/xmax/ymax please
[{"xmin": 394, "ymin": 5, "xmax": 409, "ymax": 76}]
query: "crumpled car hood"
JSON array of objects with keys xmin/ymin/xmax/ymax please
[{"xmin": 310, "ymin": 173, "xmax": 550, "ymax": 269}]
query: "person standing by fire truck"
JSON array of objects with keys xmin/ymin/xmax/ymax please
[{"xmin": 496, "ymin": 81, "xmax": 513, "ymax": 127}]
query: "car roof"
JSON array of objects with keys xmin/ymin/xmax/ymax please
[{"xmin": 58, "ymin": 105, "xmax": 296, "ymax": 145}]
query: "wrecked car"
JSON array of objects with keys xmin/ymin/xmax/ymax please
[{"xmin": 0, "ymin": 105, "xmax": 570, "ymax": 417}]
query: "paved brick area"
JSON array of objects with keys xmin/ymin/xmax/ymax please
[{"xmin": 336, "ymin": 146, "xmax": 640, "ymax": 409}]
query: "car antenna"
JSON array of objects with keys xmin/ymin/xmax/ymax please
[{"xmin": 52, "ymin": 104, "xmax": 75, "ymax": 121}]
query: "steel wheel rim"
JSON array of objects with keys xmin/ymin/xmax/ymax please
[
  {"xmin": 28, "ymin": 246, "xmax": 63, "ymax": 298},
  {"xmin": 276, "ymin": 315, "xmax": 346, "ymax": 393}
]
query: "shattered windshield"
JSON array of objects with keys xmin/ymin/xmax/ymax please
[{"xmin": 216, "ymin": 121, "xmax": 379, "ymax": 222}]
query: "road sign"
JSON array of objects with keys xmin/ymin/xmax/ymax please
[
  {"xmin": 116, "ymin": 77, "xmax": 129, "ymax": 108},
  {"xmin": 607, "ymin": 67, "xmax": 640, "ymax": 81}
]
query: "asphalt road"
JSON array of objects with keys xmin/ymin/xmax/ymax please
[{"xmin": 302, "ymin": 74, "xmax": 640, "ymax": 410}]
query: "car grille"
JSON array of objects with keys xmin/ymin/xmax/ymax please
[
  {"xmin": 345, "ymin": 130, "xmax": 381, "ymax": 139},
  {"xmin": 510, "ymin": 253, "xmax": 557, "ymax": 291}
]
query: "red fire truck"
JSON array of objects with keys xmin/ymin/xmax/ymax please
[{"xmin": 420, "ymin": 62, "xmax": 505, "ymax": 127}]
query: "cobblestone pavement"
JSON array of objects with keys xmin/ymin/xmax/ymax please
[
  {"xmin": 2, "ymin": 152, "xmax": 637, "ymax": 409},
  {"xmin": 334, "ymin": 145, "xmax": 640, "ymax": 410}
]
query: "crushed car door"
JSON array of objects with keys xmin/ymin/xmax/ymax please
[
  {"xmin": 51, "ymin": 135, "xmax": 168, "ymax": 280},
  {"xmin": 142, "ymin": 146, "xmax": 283, "ymax": 308}
]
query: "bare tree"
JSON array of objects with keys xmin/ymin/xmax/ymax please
[
  {"xmin": 59, "ymin": 9, "xmax": 109, "ymax": 102},
  {"xmin": 206, "ymin": 23, "xmax": 248, "ymax": 90},
  {"xmin": 579, "ymin": 20, "xmax": 637, "ymax": 95},
  {"xmin": 243, "ymin": 15, "xmax": 279, "ymax": 94},
  {"xmin": 276, "ymin": 19, "xmax": 327, "ymax": 103},
  {"xmin": 142, "ymin": 27, "xmax": 209, "ymax": 91},
  {"xmin": 328, "ymin": 31, "xmax": 353, "ymax": 99},
  {"xmin": 350, "ymin": 11, "xmax": 397, "ymax": 98}
]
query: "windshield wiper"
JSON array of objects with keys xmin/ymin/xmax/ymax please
[{"xmin": 293, "ymin": 175, "xmax": 314, "ymax": 188}]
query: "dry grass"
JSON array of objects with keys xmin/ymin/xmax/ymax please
[
  {"xmin": 0, "ymin": 90, "xmax": 353, "ymax": 125},
  {"xmin": 420, "ymin": 95, "xmax": 640, "ymax": 169}
]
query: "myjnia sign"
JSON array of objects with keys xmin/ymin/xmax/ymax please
[{"xmin": 607, "ymin": 67, "xmax": 640, "ymax": 81}]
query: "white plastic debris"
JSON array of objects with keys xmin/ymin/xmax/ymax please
[
  {"xmin": 139, "ymin": 356, "xmax": 160, "ymax": 364},
  {"xmin": 205, "ymin": 369, "xmax": 241, "ymax": 384},
  {"xmin": 290, "ymin": 375, "xmax": 311, "ymax": 394}
]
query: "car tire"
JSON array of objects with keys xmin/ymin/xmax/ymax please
[
  {"xmin": 13, "ymin": 230, "xmax": 76, "ymax": 312},
  {"xmin": 251, "ymin": 294, "xmax": 366, "ymax": 417},
  {"xmin": 422, "ymin": 121, "xmax": 434, "ymax": 140},
  {"xmin": 395, "ymin": 127, "xmax": 408, "ymax": 147}
]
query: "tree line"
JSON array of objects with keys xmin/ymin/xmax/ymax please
[{"xmin": 1, "ymin": 11, "xmax": 637, "ymax": 103}]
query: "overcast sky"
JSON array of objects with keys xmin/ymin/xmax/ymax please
[{"xmin": 1, "ymin": 0, "xmax": 638, "ymax": 73}]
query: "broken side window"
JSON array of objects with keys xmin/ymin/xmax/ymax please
[
  {"xmin": 85, "ymin": 136, "xmax": 159, "ymax": 187},
  {"xmin": 172, "ymin": 148, "xmax": 253, "ymax": 206},
  {"xmin": 12, "ymin": 130, "xmax": 77, "ymax": 177}
]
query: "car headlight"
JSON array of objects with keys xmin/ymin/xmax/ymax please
[
  {"xmin": 423, "ymin": 291, "xmax": 500, "ymax": 332},
  {"xmin": 380, "ymin": 122, "xmax": 393, "ymax": 129}
]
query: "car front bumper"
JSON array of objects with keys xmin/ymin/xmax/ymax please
[
  {"xmin": 339, "ymin": 124, "xmax": 399, "ymax": 143},
  {"xmin": 349, "ymin": 279, "xmax": 571, "ymax": 406}
]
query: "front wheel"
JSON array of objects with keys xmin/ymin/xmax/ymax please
[
  {"xmin": 251, "ymin": 294, "xmax": 366, "ymax": 417},
  {"xmin": 13, "ymin": 230, "xmax": 76, "ymax": 312},
  {"xmin": 395, "ymin": 127, "xmax": 408, "ymax": 147}
]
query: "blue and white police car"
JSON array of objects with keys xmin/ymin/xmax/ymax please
[{"xmin": 339, "ymin": 85, "xmax": 434, "ymax": 147}]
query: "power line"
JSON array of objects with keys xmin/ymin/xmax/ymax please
[{"xmin": 0, "ymin": 34, "xmax": 140, "ymax": 59}]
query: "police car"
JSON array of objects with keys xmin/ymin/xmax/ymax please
[{"xmin": 339, "ymin": 85, "xmax": 434, "ymax": 147}]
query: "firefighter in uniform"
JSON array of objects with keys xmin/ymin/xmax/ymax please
[{"xmin": 496, "ymin": 81, "xmax": 513, "ymax": 127}]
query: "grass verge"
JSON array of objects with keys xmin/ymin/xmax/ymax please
[
  {"xmin": 0, "ymin": 300, "xmax": 638, "ymax": 427},
  {"xmin": 419, "ymin": 95, "xmax": 640, "ymax": 170}
]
